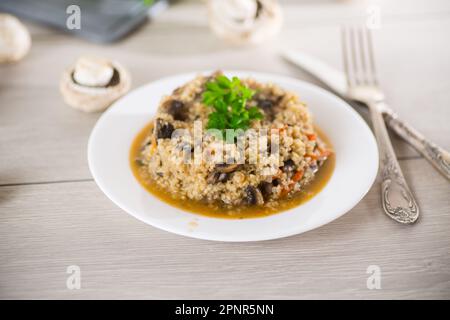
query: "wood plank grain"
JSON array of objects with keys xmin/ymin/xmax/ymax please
[{"xmin": 0, "ymin": 158, "xmax": 449, "ymax": 299}]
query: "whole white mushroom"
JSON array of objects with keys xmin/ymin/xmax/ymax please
[
  {"xmin": 0, "ymin": 13, "xmax": 31, "ymax": 63},
  {"xmin": 60, "ymin": 56, "xmax": 131, "ymax": 113},
  {"xmin": 207, "ymin": 0, "xmax": 283, "ymax": 45}
]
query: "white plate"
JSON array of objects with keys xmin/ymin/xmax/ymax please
[{"xmin": 88, "ymin": 71, "xmax": 378, "ymax": 242}]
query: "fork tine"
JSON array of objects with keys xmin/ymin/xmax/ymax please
[
  {"xmin": 357, "ymin": 27, "xmax": 367, "ymax": 84},
  {"xmin": 365, "ymin": 27, "xmax": 378, "ymax": 85},
  {"xmin": 343, "ymin": 25, "xmax": 379, "ymax": 87},
  {"xmin": 349, "ymin": 26, "xmax": 360, "ymax": 85},
  {"xmin": 341, "ymin": 26, "xmax": 351, "ymax": 87}
]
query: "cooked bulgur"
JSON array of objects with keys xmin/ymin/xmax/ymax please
[{"xmin": 135, "ymin": 72, "xmax": 331, "ymax": 209}]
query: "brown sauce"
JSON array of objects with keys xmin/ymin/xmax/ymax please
[{"xmin": 130, "ymin": 121, "xmax": 335, "ymax": 219}]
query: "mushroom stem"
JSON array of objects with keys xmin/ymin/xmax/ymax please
[{"xmin": 207, "ymin": 0, "xmax": 283, "ymax": 45}]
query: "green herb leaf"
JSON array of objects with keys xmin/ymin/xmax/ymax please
[{"xmin": 202, "ymin": 75, "xmax": 263, "ymax": 138}]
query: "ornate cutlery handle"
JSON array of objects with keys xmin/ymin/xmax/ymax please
[
  {"xmin": 384, "ymin": 109, "xmax": 450, "ymax": 181},
  {"xmin": 369, "ymin": 101, "xmax": 419, "ymax": 224}
]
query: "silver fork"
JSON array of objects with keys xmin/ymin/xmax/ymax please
[{"xmin": 341, "ymin": 26, "xmax": 419, "ymax": 224}]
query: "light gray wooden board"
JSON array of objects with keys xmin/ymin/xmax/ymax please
[
  {"xmin": 0, "ymin": 0, "xmax": 450, "ymax": 299},
  {"xmin": 0, "ymin": 158, "xmax": 449, "ymax": 299}
]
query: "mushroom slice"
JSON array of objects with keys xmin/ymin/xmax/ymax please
[
  {"xmin": 207, "ymin": 0, "xmax": 283, "ymax": 45},
  {"xmin": 243, "ymin": 185, "xmax": 264, "ymax": 205},
  {"xmin": 60, "ymin": 56, "xmax": 131, "ymax": 113},
  {"xmin": 215, "ymin": 163, "xmax": 242, "ymax": 173},
  {"xmin": 0, "ymin": 14, "xmax": 31, "ymax": 63},
  {"xmin": 155, "ymin": 119, "xmax": 175, "ymax": 140},
  {"xmin": 164, "ymin": 99, "xmax": 188, "ymax": 121},
  {"xmin": 207, "ymin": 171, "xmax": 230, "ymax": 184},
  {"xmin": 207, "ymin": 163, "xmax": 242, "ymax": 184},
  {"xmin": 281, "ymin": 159, "xmax": 296, "ymax": 173},
  {"xmin": 258, "ymin": 181, "xmax": 273, "ymax": 200}
]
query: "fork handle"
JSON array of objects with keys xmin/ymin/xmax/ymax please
[
  {"xmin": 368, "ymin": 101, "xmax": 420, "ymax": 224},
  {"xmin": 384, "ymin": 109, "xmax": 450, "ymax": 181}
]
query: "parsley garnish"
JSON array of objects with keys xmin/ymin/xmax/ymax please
[{"xmin": 202, "ymin": 75, "xmax": 263, "ymax": 137}]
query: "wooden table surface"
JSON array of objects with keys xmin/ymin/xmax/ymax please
[{"xmin": 1, "ymin": 0, "xmax": 449, "ymax": 299}]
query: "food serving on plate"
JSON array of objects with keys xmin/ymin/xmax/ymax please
[{"xmin": 131, "ymin": 71, "xmax": 334, "ymax": 218}]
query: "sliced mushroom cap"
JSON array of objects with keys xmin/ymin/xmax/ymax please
[
  {"xmin": 281, "ymin": 159, "xmax": 296, "ymax": 173},
  {"xmin": 207, "ymin": 0, "xmax": 283, "ymax": 45},
  {"xmin": 215, "ymin": 163, "xmax": 242, "ymax": 173},
  {"xmin": 207, "ymin": 171, "xmax": 230, "ymax": 184},
  {"xmin": 243, "ymin": 185, "xmax": 264, "ymax": 205},
  {"xmin": 258, "ymin": 181, "xmax": 273, "ymax": 200},
  {"xmin": 206, "ymin": 163, "xmax": 242, "ymax": 184},
  {"xmin": 258, "ymin": 99, "xmax": 274, "ymax": 110},
  {"xmin": 257, "ymin": 98, "xmax": 276, "ymax": 120},
  {"xmin": 60, "ymin": 56, "xmax": 131, "ymax": 112},
  {"xmin": 0, "ymin": 14, "xmax": 31, "ymax": 63},
  {"xmin": 155, "ymin": 119, "xmax": 175, "ymax": 139},
  {"xmin": 166, "ymin": 100, "xmax": 188, "ymax": 121}
]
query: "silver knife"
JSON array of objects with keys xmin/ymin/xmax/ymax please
[{"xmin": 282, "ymin": 49, "xmax": 450, "ymax": 181}]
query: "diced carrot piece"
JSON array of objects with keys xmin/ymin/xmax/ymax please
[
  {"xmin": 280, "ymin": 170, "xmax": 304, "ymax": 198},
  {"xmin": 306, "ymin": 133, "xmax": 316, "ymax": 141},
  {"xmin": 149, "ymin": 135, "xmax": 157, "ymax": 156},
  {"xmin": 280, "ymin": 187, "xmax": 290, "ymax": 197},
  {"xmin": 292, "ymin": 170, "xmax": 304, "ymax": 182},
  {"xmin": 320, "ymin": 149, "xmax": 332, "ymax": 158}
]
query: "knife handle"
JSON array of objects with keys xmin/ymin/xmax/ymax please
[{"xmin": 384, "ymin": 109, "xmax": 450, "ymax": 181}]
